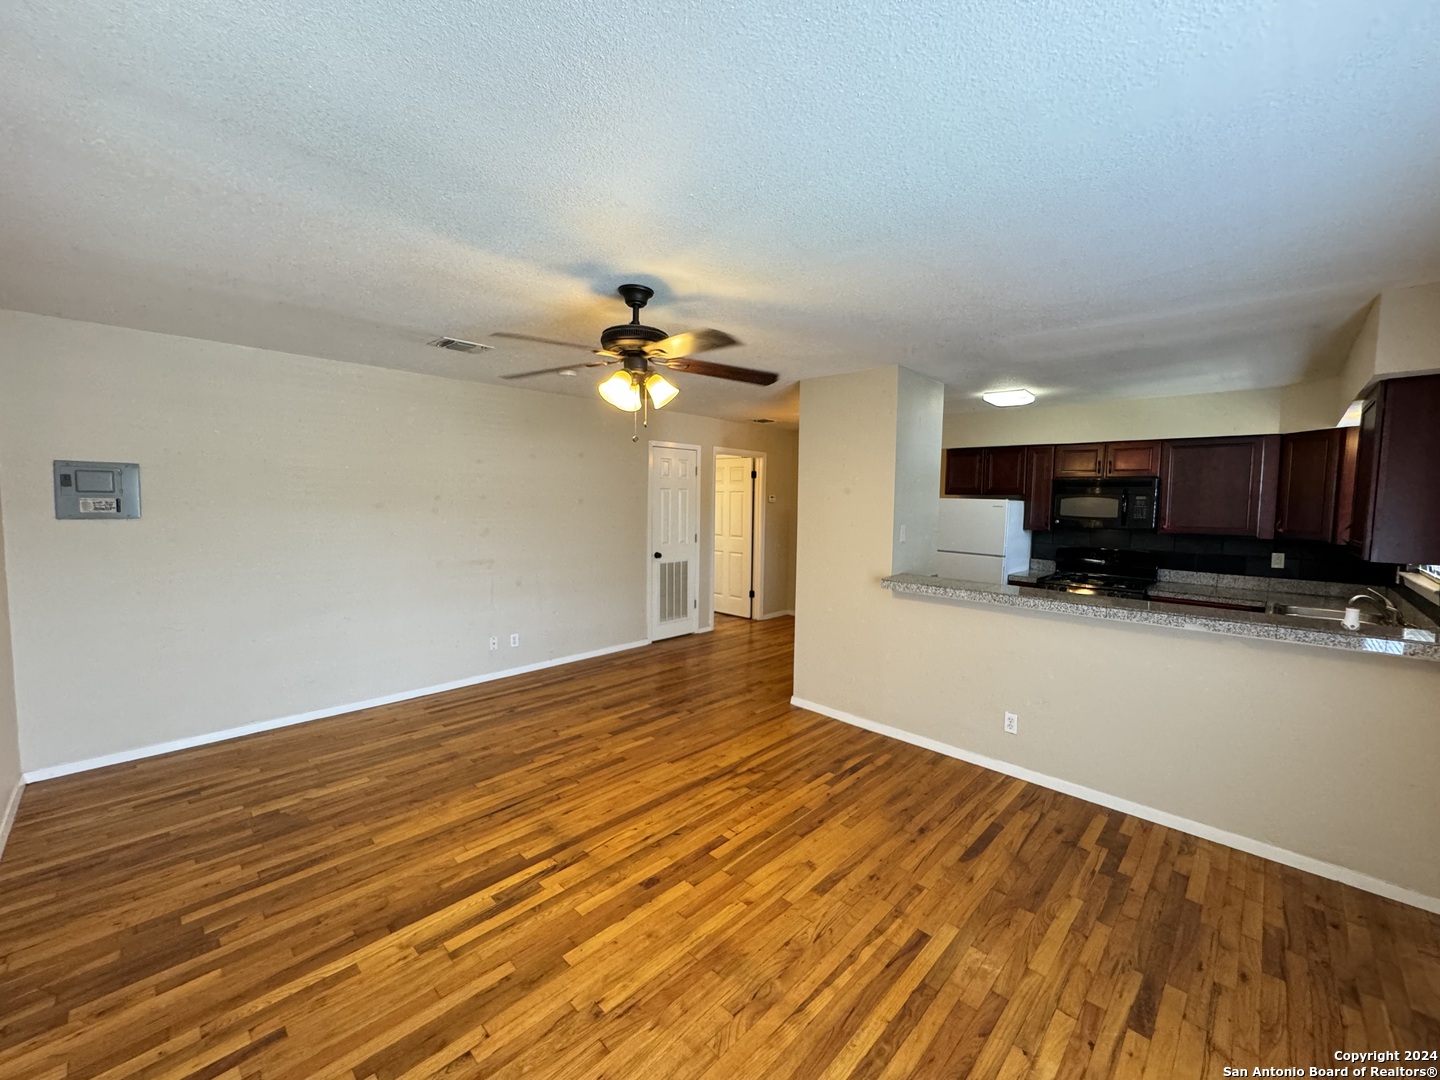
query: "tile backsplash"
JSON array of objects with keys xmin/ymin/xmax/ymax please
[{"xmin": 1030, "ymin": 528, "xmax": 1398, "ymax": 586}]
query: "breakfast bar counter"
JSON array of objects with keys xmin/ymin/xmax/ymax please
[{"xmin": 881, "ymin": 571, "xmax": 1440, "ymax": 662}]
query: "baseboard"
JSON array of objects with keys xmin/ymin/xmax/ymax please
[
  {"xmin": 0, "ymin": 775, "xmax": 23, "ymax": 863},
  {"xmin": 791, "ymin": 695, "xmax": 1440, "ymax": 916},
  {"xmin": 759, "ymin": 609, "xmax": 795, "ymax": 620},
  {"xmin": 22, "ymin": 640, "xmax": 652, "ymax": 784}
]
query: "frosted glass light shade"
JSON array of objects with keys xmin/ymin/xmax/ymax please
[
  {"xmin": 599, "ymin": 370, "xmax": 642, "ymax": 411},
  {"xmin": 981, "ymin": 388, "xmax": 1036, "ymax": 407},
  {"xmin": 645, "ymin": 373, "xmax": 678, "ymax": 408}
]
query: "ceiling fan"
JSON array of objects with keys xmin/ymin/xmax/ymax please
[{"xmin": 495, "ymin": 285, "xmax": 777, "ymax": 434}]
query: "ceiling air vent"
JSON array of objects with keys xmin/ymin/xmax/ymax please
[{"xmin": 427, "ymin": 336, "xmax": 494, "ymax": 353}]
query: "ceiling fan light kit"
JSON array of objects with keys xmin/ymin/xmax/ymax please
[
  {"xmin": 495, "ymin": 284, "xmax": 778, "ymax": 435},
  {"xmin": 599, "ymin": 370, "xmax": 643, "ymax": 412}
]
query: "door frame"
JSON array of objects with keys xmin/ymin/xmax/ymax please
[
  {"xmin": 647, "ymin": 441, "xmax": 702, "ymax": 642},
  {"xmin": 711, "ymin": 446, "xmax": 767, "ymax": 624}
]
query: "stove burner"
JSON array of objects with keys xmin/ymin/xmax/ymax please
[
  {"xmin": 1036, "ymin": 547, "xmax": 1160, "ymax": 600},
  {"xmin": 1035, "ymin": 571, "xmax": 1155, "ymax": 601}
]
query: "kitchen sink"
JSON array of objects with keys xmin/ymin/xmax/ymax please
[{"xmin": 1272, "ymin": 604, "xmax": 1390, "ymax": 625}]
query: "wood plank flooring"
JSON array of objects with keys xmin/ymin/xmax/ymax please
[{"xmin": 1, "ymin": 615, "xmax": 1437, "ymax": 1078}]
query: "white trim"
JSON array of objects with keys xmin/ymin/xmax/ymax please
[
  {"xmin": 22, "ymin": 639, "xmax": 650, "ymax": 784},
  {"xmin": 0, "ymin": 776, "xmax": 23, "ymax": 862},
  {"xmin": 759, "ymin": 609, "xmax": 794, "ymax": 620},
  {"xmin": 791, "ymin": 695, "xmax": 1440, "ymax": 916},
  {"xmin": 713, "ymin": 446, "xmax": 768, "ymax": 621}
]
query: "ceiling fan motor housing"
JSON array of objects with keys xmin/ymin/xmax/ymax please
[{"xmin": 601, "ymin": 322, "xmax": 668, "ymax": 354}]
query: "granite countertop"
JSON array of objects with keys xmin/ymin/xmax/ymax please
[{"xmin": 881, "ymin": 568, "xmax": 1440, "ymax": 662}]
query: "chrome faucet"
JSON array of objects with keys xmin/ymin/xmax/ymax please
[{"xmin": 1347, "ymin": 588, "xmax": 1399, "ymax": 624}]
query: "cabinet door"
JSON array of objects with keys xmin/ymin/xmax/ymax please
[
  {"xmin": 1332, "ymin": 427, "xmax": 1360, "ymax": 545},
  {"xmin": 1024, "ymin": 446, "xmax": 1054, "ymax": 531},
  {"xmin": 1054, "ymin": 443, "xmax": 1105, "ymax": 478},
  {"xmin": 1347, "ymin": 398, "xmax": 1380, "ymax": 555},
  {"xmin": 1276, "ymin": 429, "xmax": 1342, "ymax": 542},
  {"xmin": 1357, "ymin": 375, "xmax": 1440, "ymax": 563},
  {"xmin": 983, "ymin": 446, "xmax": 1028, "ymax": 497},
  {"xmin": 943, "ymin": 447, "xmax": 985, "ymax": 496},
  {"xmin": 1159, "ymin": 435, "xmax": 1281, "ymax": 538},
  {"xmin": 1104, "ymin": 441, "xmax": 1162, "ymax": 477}
]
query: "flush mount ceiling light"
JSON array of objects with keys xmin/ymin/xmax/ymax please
[{"xmin": 981, "ymin": 388, "xmax": 1036, "ymax": 407}]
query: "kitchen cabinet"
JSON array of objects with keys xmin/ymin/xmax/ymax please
[
  {"xmin": 1054, "ymin": 441, "xmax": 1161, "ymax": 479},
  {"xmin": 1159, "ymin": 435, "xmax": 1280, "ymax": 538},
  {"xmin": 1333, "ymin": 427, "xmax": 1360, "ymax": 546},
  {"xmin": 1348, "ymin": 373, "xmax": 1440, "ymax": 563},
  {"xmin": 942, "ymin": 448, "xmax": 984, "ymax": 496},
  {"xmin": 1105, "ymin": 441, "xmax": 1163, "ymax": 477},
  {"xmin": 983, "ymin": 445, "xmax": 1028, "ymax": 497},
  {"xmin": 1023, "ymin": 445, "xmax": 1054, "ymax": 531},
  {"xmin": 943, "ymin": 445, "xmax": 1026, "ymax": 497},
  {"xmin": 1275, "ymin": 428, "xmax": 1344, "ymax": 542}
]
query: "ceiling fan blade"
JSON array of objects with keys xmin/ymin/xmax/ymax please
[
  {"xmin": 501, "ymin": 359, "xmax": 620, "ymax": 380},
  {"xmin": 648, "ymin": 328, "xmax": 739, "ymax": 358},
  {"xmin": 656, "ymin": 357, "xmax": 778, "ymax": 385},
  {"xmin": 492, "ymin": 332, "xmax": 599, "ymax": 352}
]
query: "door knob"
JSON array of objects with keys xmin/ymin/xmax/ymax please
[{"xmin": 654, "ymin": 551, "xmax": 662, "ymax": 558}]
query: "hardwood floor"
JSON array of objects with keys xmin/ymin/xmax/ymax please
[{"xmin": 1, "ymin": 615, "xmax": 1437, "ymax": 1078}]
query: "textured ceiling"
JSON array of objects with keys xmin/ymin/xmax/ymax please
[{"xmin": 4, "ymin": 0, "xmax": 1440, "ymax": 421}]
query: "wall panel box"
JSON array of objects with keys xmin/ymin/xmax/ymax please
[{"xmin": 54, "ymin": 461, "xmax": 141, "ymax": 519}]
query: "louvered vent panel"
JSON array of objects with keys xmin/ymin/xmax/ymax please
[{"xmin": 659, "ymin": 561, "xmax": 689, "ymax": 622}]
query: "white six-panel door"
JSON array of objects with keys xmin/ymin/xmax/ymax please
[
  {"xmin": 648, "ymin": 442, "xmax": 701, "ymax": 640},
  {"xmin": 713, "ymin": 454, "xmax": 753, "ymax": 618}
]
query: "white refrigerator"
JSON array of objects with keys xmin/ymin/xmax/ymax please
[{"xmin": 935, "ymin": 499, "xmax": 1031, "ymax": 584}]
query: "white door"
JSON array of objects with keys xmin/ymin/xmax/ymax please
[
  {"xmin": 713, "ymin": 455, "xmax": 753, "ymax": 618},
  {"xmin": 649, "ymin": 443, "xmax": 701, "ymax": 640}
]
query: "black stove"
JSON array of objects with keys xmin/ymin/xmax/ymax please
[{"xmin": 1036, "ymin": 548, "xmax": 1159, "ymax": 600}]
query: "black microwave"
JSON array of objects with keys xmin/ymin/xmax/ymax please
[{"xmin": 1051, "ymin": 478, "xmax": 1158, "ymax": 530}]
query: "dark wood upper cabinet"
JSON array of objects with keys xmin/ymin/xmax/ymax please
[
  {"xmin": 1333, "ymin": 426, "xmax": 1360, "ymax": 547},
  {"xmin": 1159, "ymin": 435, "xmax": 1281, "ymax": 538},
  {"xmin": 1054, "ymin": 444, "xmax": 1105, "ymax": 478},
  {"xmin": 942, "ymin": 447, "xmax": 985, "ymax": 496},
  {"xmin": 1024, "ymin": 445, "xmax": 1055, "ymax": 531},
  {"xmin": 1275, "ymin": 429, "xmax": 1343, "ymax": 542},
  {"xmin": 1105, "ymin": 441, "xmax": 1162, "ymax": 478},
  {"xmin": 983, "ymin": 445, "xmax": 1028, "ymax": 497},
  {"xmin": 944, "ymin": 445, "xmax": 1027, "ymax": 498},
  {"xmin": 1348, "ymin": 373, "xmax": 1440, "ymax": 563},
  {"xmin": 1055, "ymin": 441, "xmax": 1161, "ymax": 479}
]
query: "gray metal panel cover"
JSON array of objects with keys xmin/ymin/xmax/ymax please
[{"xmin": 54, "ymin": 460, "xmax": 141, "ymax": 519}]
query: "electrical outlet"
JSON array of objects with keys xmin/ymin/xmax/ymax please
[
  {"xmin": 1004, "ymin": 711, "xmax": 1019, "ymax": 735},
  {"xmin": 489, "ymin": 636, "xmax": 498, "ymax": 651},
  {"xmin": 510, "ymin": 633, "xmax": 520, "ymax": 648},
  {"xmin": 899, "ymin": 524, "xmax": 907, "ymax": 543},
  {"xmin": 1271, "ymin": 552, "xmax": 1286, "ymax": 569}
]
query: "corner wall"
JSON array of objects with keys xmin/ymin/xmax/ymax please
[
  {"xmin": 0, "ymin": 310, "xmax": 797, "ymax": 776},
  {"xmin": 796, "ymin": 367, "xmax": 1440, "ymax": 907},
  {"xmin": 0, "ymin": 469, "xmax": 22, "ymax": 858}
]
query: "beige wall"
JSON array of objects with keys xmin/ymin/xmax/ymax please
[
  {"xmin": 944, "ymin": 379, "xmax": 1344, "ymax": 448},
  {"xmin": 1339, "ymin": 282, "xmax": 1440, "ymax": 406},
  {"xmin": 0, "ymin": 468, "xmax": 21, "ymax": 855},
  {"xmin": 796, "ymin": 366, "xmax": 1440, "ymax": 903},
  {"xmin": 1339, "ymin": 300, "xmax": 1382, "ymax": 409},
  {"xmin": 0, "ymin": 310, "xmax": 796, "ymax": 774}
]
